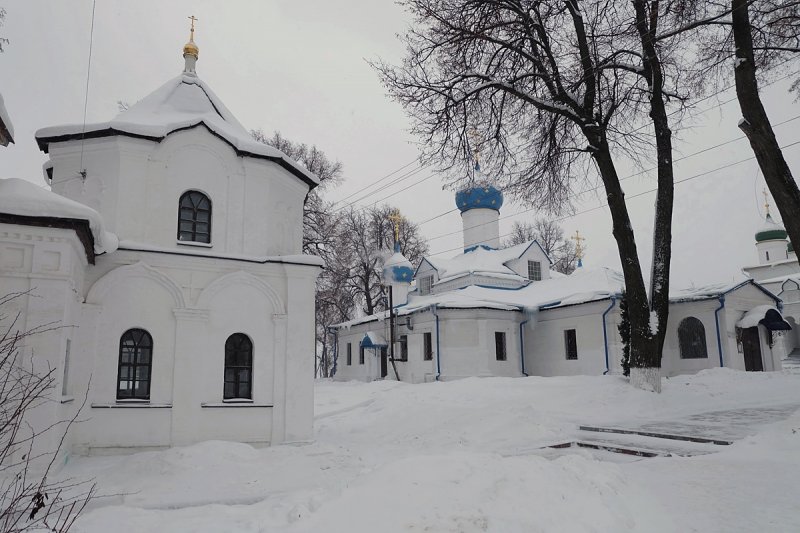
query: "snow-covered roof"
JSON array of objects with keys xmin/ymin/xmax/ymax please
[
  {"xmin": 669, "ymin": 279, "xmax": 779, "ymax": 303},
  {"xmin": 422, "ymin": 240, "xmax": 550, "ymax": 285},
  {"xmin": 334, "ymin": 269, "xmax": 782, "ymax": 330},
  {"xmin": 737, "ymin": 305, "xmax": 791, "ymax": 330},
  {"xmin": 0, "ymin": 91, "xmax": 13, "ymax": 146},
  {"xmin": 0, "ymin": 178, "xmax": 118, "ymax": 255},
  {"xmin": 334, "ymin": 267, "xmax": 625, "ymax": 329},
  {"xmin": 361, "ymin": 331, "xmax": 388, "ymax": 348},
  {"xmin": 35, "ymin": 74, "xmax": 319, "ymax": 187}
]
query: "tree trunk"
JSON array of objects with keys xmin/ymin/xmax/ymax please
[
  {"xmin": 732, "ymin": 0, "xmax": 800, "ymax": 261},
  {"xmin": 592, "ymin": 142, "xmax": 660, "ymax": 391},
  {"xmin": 633, "ymin": 0, "xmax": 673, "ymax": 377}
]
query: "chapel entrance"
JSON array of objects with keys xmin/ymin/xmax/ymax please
[
  {"xmin": 380, "ymin": 347, "xmax": 388, "ymax": 378},
  {"xmin": 741, "ymin": 327, "xmax": 764, "ymax": 372}
]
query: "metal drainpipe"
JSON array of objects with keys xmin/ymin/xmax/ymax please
[
  {"xmin": 714, "ymin": 296, "xmax": 726, "ymax": 367},
  {"xmin": 601, "ymin": 296, "xmax": 617, "ymax": 375},
  {"xmin": 430, "ymin": 305, "xmax": 441, "ymax": 381},
  {"xmin": 329, "ymin": 327, "xmax": 339, "ymax": 377},
  {"xmin": 519, "ymin": 318, "xmax": 529, "ymax": 377}
]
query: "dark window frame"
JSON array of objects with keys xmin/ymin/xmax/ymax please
[
  {"xmin": 347, "ymin": 342, "xmax": 352, "ymax": 365},
  {"xmin": 564, "ymin": 329, "xmax": 578, "ymax": 360},
  {"xmin": 495, "ymin": 331, "xmax": 507, "ymax": 361},
  {"xmin": 224, "ymin": 333, "xmax": 253, "ymax": 400},
  {"xmin": 423, "ymin": 332, "xmax": 433, "ymax": 361},
  {"xmin": 399, "ymin": 335, "xmax": 408, "ymax": 361},
  {"xmin": 678, "ymin": 317, "xmax": 708, "ymax": 359},
  {"xmin": 359, "ymin": 345, "xmax": 365, "ymax": 364},
  {"xmin": 527, "ymin": 260, "xmax": 542, "ymax": 281},
  {"xmin": 117, "ymin": 328, "xmax": 153, "ymax": 400},
  {"xmin": 177, "ymin": 190, "xmax": 212, "ymax": 244}
]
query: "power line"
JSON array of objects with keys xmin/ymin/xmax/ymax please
[
  {"xmin": 427, "ymin": 138, "xmax": 800, "ymax": 257},
  {"xmin": 342, "ymin": 57, "xmax": 800, "ymax": 221},
  {"xmin": 78, "ymin": 0, "xmax": 97, "ymax": 178},
  {"xmin": 421, "ymin": 113, "xmax": 800, "ymax": 246},
  {"xmin": 333, "ymin": 159, "xmax": 419, "ymax": 205}
]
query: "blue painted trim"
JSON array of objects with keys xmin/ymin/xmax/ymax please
[
  {"xmin": 714, "ymin": 296, "xmax": 725, "ymax": 368},
  {"xmin": 431, "ymin": 305, "xmax": 442, "ymax": 381},
  {"xmin": 601, "ymin": 297, "xmax": 617, "ymax": 375},
  {"xmin": 519, "ymin": 318, "xmax": 529, "ymax": 376}
]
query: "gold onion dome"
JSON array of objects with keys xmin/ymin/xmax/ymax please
[{"xmin": 183, "ymin": 40, "xmax": 199, "ymax": 58}]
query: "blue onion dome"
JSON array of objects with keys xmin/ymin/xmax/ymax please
[
  {"xmin": 455, "ymin": 183, "xmax": 504, "ymax": 213},
  {"xmin": 382, "ymin": 248, "xmax": 414, "ymax": 285},
  {"xmin": 755, "ymin": 214, "xmax": 787, "ymax": 243}
]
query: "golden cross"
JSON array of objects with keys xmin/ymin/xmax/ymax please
[
  {"xmin": 468, "ymin": 128, "xmax": 482, "ymax": 166},
  {"xmin": 572, "ymin": 230, "xmax": 586, "ymax": 259},
  {"xmin": 188, "ymin": 15, "xmax": 198, "ymax": 41},
  {"xmin": 763, "ymin": 187, "xmax": 771, "ymax": 217},
  {"xmin": 388, "ymin": 209, "xmax": 403, "ymax": 244}
]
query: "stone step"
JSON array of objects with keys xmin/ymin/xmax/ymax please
[{"xmin": 578, "ymin": 425, "xmax": 733, "ymax": 445}]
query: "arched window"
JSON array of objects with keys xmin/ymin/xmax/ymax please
[
  {"xmin": 117, "ymin": 329, "xmax": 153, "ymax": 399},
  {"xmin": 678, "ymin": 317, "xmax": 708, "ymax": 359},
  {"xmin": 178, "ymin": 190, "xmax": 212, "ymax": 243},
  {"xmin": 224, "ymin": 333, "xmax": 253, "ymax": 399}
]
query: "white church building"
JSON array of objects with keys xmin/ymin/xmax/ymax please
[
  {"xmin": 0, "ymin": 33, "xmax": 321, "ymax": 457},
  {"xmin": 332, "ymin": 184, "xmax": 791, "ymax": 383},
  {"xmin": 741, "ymin": 206, "xmax": 800, "ymax": 359}
]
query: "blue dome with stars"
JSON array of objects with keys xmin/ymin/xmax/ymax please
[
  {"xmin": 382, "ymin": 246, "xmax": 414, "ymax": 285},
  {"xmin": 455, "ymin": 184, "xmax": 504, "ymax": 213}
]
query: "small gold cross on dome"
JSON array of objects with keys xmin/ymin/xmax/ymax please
[
  {"xmin": 388, "ymin": 209, "xmax": 403, "ymax": 243},
  {"xmin": 572, "ymin": 230, "xmax": 586, "ymax": 259},
  {"xmin": 188, "ymin": 15, "xmax": 198, "ymax": 40}
]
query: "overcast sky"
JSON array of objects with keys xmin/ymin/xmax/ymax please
[{"xmin": 1, "ymin": 0, "xmax": 799, "ymax": 288}]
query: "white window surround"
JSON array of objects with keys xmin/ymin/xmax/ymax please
[{"xmin": 176, "ymin": 240, "xmax": 213, "ymax": 248}]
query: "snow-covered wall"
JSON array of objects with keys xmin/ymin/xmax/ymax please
[{"xmin": 46, "ymin": 127, "xmax": 306, "ymax": 257}]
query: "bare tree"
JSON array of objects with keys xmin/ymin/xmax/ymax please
[
  {"xmin": 661, "ymin": 1, "xmax": 800, "ymax": 261},
  {"xmin": 0, "ymin": 292, "xmax": 94, "ymax": 532},
  {"xmin": 377, "ymin": 0, "xmax": 684, "ymax": 390},
  {"xmin": 337, "ymin": 205, "xmax": 429, "ymax": 316},
  {"xmin": 503, "ymin": 219, "xmax": 579, "ymax": 274}
]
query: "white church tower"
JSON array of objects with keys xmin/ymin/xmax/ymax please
[{"xmin": 4, "ymin": 20, "xmax": 324, "ymax": 457}]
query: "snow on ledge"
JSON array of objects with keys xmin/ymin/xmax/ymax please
[
  {"xmin": 736, "ymin": 305, "xmax": 782, "ymax": 329},
  {"xmin": 0, "ymin": 179, "xmax": 118, "ymax": 254},
  {"xmin": 117, "ymin": 240, "xmax": 324, "ymax": 267}
]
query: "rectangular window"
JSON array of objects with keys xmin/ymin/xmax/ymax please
[
  {"xmin": 399, "ymin": 335, "xmax": 408, "ymax": 361},
  {"xmin": 62, "ymin": 339, "xmax": 71, "ymax": 396},
  {"xmin": 495, "ymin": 332, "xmax": 507, "ymax": 361},
  {"xmin": 527, "ymin": 260, "xmax": 542, "ymax": 281},
  {"xmin": 347, "ymin": 343, "xmax": 352, "ymax": 365},
  {"xmin": 359, "ymin": 345, "xmax": 365, "ymax": 365},
  {"xmin": 423, "ymin": 332, "xmax": 433, "ymax": 361},
  {"xmin": 419, "ymin": 275, "xmax": 433, "ymax": 295},
  {"xmin": 564, "ymin": 329, "xmax": 578, "ymax": 360}
]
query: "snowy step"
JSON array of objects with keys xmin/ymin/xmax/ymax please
[
  {"xmin": 573, "ymin": 433, "xmax": 718, "ymax": 457},
  {"xmin": 578, "ymin": 425, "xmax": 733, "ymax": 446}
]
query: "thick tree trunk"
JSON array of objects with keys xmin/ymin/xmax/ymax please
[
  {"xmin": 633, "ymin": 0, "xmax": 674, "ymax": 377},
  {"xmin": 592, "ymin": 142, "xmax": 660, "ymax": 391},
  {"xmin": 732, "ymin": 0, "xmax": 800, "ymax": 261}
]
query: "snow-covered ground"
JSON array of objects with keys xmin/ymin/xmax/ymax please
[{"xmin": 64, "ymin": 369, "xmax": 800, "ymax": 532}]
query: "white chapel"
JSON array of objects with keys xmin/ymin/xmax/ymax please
[
  {"xmin": 0, "ymin": 30, "xmax": 321, "ymax": 457},
  {"xmin": 332, "ymin": 182, "xmax": 792, "ymax": 383}
]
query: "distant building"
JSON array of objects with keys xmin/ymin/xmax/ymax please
[
  {"xmin": 742, "ymin": 207, "xmax": 800, "ymax": 358},
  {"xmin": 0, "ymin": 32, "xmax": 320, "ymax": 460},
  {"xmin": 332, "ymin": 183, "xmax": 789, "ymax": 383}
]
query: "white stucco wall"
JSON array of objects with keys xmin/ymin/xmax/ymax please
[
  {"xmin": 46, "ymin": 127, "xmax": 306, "ymax": 257},
  {"xmin": 462, "ymin": 208, "xmax": 500, "ymax": 249},
  {"xmin": 0, "ymin": 223, "xmax": 89, "ymax": 469}
]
